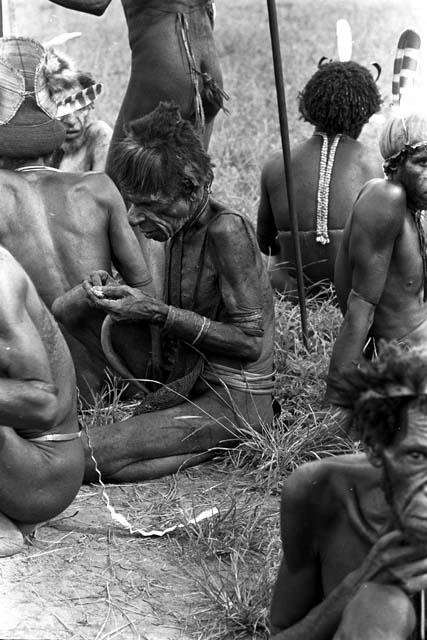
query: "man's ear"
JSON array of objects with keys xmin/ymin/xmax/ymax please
[{"xmin": 365, "ymin": 443, "xmax": 383, "ymax": 468}]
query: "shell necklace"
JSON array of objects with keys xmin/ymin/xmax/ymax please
[{"xmin": 314, "ymin": 132, "xmax": 342, "ymax": 245}]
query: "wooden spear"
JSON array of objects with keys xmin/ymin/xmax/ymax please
[{"xmin": 266, "ymin": 0, "xmax": 308, "ymax": 347}]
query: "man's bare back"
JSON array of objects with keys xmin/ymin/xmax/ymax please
[
  {"xmin": 258, "ymin": 137, "xmax": 382, "ymax": 288},
  {"xmin": 257, "ymin": 60, "xmax": 382, "ymax": 295},
  {"xmin": 0, "ymin": 166, "xmax": 151, "ymax": 396}
]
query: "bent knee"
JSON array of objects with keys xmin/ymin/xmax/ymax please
[{"xmin": 334, "ymin": 582, "xmax": 416, "ymax": 640}]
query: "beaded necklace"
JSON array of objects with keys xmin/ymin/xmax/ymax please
[{"xmin": 314, "ymin": 132, "xmax": 342, "ymax": 245}]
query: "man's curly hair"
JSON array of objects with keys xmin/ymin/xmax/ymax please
[
  {"xmin": 112, "ymin": 102, "xmax": 214, "ymax": 201},
  {"xmin": 298, "ymin": 61, "xmax": 382, "ymax": 139},
  {"xmin": 334, "ymin": 342, "xmax": 427, "ymax": 449}
]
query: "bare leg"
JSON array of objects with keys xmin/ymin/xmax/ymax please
[
  {"xmin": 333, "ymin": 582, "xmax": 416, "ymax": 640},
  {"xmin": 0, "ymin": 427, "xmax": 83, "ymax": 555},
  {"xmin": 0, "ymin": 513, "xmax": 24, "ymax": 557},
  {"xmin": 83, "ymin": 387, "xmax": 272, "ymax": 483}
]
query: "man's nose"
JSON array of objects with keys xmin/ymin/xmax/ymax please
[{"xmin": 128, "ymin": 205, "xmax": 145, "ymax": 226}]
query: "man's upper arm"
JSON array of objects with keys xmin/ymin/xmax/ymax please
[
  {"xmin": 347, "ymin": 182, "xmax": 404, "ymax": 305},
  {"xmin": 0, "ymin": 267, "xmax": 52, "ymax": 384},
  {"xmin": 270, "ymin": 465, "xmax": 323, "ymax": 630},
  {"xmin": 103, "ymin": 177, "xmax": 153, "ymax": 289},
  {"xmin": 88, "ymin": 122, "xmax": 112, "ymax": 171},
  {"xmin": 209, "ymin": 213, "xmax": 264, "ymax": 336},
  {"xmin": 48, "ymin": 0, "xmax": 112, "ymax": 15}
]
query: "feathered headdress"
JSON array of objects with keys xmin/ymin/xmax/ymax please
[
  {"xmin": 379, "ymin": 29, "xmax": 424, "ymax": 167},
  {"xmin": 391, "ymin": 29, "xmax": 421, "ymax": 111}
]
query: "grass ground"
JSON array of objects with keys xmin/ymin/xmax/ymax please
[{"xmin": 5, "ymin": 1, "xmax": 427, "ymax": 638}]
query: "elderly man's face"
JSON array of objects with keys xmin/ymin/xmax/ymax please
[
  {"xmin": 398, "ymin": 147, "xmax": 427, "ymax": 209},
  {"xmin": 127, "ymin": 193, "xmax": 195, "ymax": 242},
  {"xmin": 380, "ymin": 403, "xmax": 427, "ymax": 541}
]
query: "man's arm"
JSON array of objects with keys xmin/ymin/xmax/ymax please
[
  {"xmin": 0, "ymin": 257, "xmax": 58, "ymax": 433},
  {"xmin": 88, "ymin": 121, "xmax": 113, "ymax": 172},
  {"xmin": 85, "ymin": 213, "xmax": 265, "ymax": 360},
  {"xmin": 270, "ymin": 464, "xmax": 361, "ymax": 640},
  {"xmin": 48, "ymin": 0, "xmax": 112, "ymax": 16},
  {"xmin": 327, "ymin": 181, "xmax": 405, "ymax": 401},
  {"xmin": 257, "ymin": 164, "xmax": 280, "ymax": 256},
  {"xmin": 100, "ymin": 175, "xmax": 155, "ymax": 296}
]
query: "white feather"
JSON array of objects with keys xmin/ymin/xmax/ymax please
[
  {"xmin": 336, "ymin": 19, "xmax": 352, "ymax": 62},
  {"xmin": 43, "ymin": 32, "xmax": 82, "ymax": 49}
]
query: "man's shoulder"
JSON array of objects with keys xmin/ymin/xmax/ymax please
[
  {"xmin": 86, "ymin": 119, "xmax": 113, "ymax": 142},
  {"xmin": 351, "ymin": 178, "xmax": 406, "ymax": 233},
  {"xmin": 284, "ymin": 453, "xmax": 369, "ymax": 514},
  {"xmin": 207, "ymin": 199, "xmax": 254, "ymax": 237},
  {"xmin": 356, "ymin": 178, "xmax": 406, "ymax": 209}
]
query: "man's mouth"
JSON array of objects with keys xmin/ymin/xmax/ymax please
[{"xmin": 65, "ymin": 129, "xmax": 81, "ymax": 140}]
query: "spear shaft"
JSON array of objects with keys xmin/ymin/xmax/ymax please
[{"xmin": 266, "ymin": 0, "xmax": 308, "ymax": 347}]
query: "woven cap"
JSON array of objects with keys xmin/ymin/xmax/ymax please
[{"xmin": 0, "ymin": 37, "xmax": 65, "ymax": 156}]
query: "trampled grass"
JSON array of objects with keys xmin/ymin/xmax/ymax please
[{"xmin": 13, "ymin": 0, "xmax": 427, "ymax": 638}]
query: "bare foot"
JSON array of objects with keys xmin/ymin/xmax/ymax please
[{"xmin": 0, "ymin": 513, "xmax": 25, "ymax": 557}]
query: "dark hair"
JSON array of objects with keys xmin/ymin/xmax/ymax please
[
  {"xmin": 298, "ymin": 61, "xmax": 382, "ymax": 139},
  {"xmin": 334, "ymin": 342, "xmax": 427, "ymax": 448},
  {"xmin": 112, "ymin": 102, "xmax": 214, "ymax": 201}
]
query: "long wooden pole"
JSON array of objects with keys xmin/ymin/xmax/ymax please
[
  {"xmin": 266, "ymin": 0, "xmax": 308, "ymax": 347},
  {"xmin": 0, "ymin": 1, "xmax": 3, "ymax": 37}
]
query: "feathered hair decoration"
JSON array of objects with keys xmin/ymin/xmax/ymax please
[
  {"xmin": 336, "ymin": 19, "xmax": 352, "ymax": 62},
  {"xmin": 392, "ymin": 29, "xmax": 421, "ymax": 110},
  {"xmin": 43, "ymin": 32, "xmax": 82, "ymax": 50}
]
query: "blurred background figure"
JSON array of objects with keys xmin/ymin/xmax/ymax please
[{"xmin": 46, "ymin": 48, "xmax": 112, "ymax": 172}]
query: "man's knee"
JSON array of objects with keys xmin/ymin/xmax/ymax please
[{"xmin": 333, "ymin": 582, "xmax": 416, "ymax": 640}]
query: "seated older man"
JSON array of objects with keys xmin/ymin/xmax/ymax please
[
  {"xmin": 54, "ymin": 102, "xmax": 276, "ymax": 483},
  {"xmin": 271, "ymin": 343, "xmax": 427, "ymax": 640}
]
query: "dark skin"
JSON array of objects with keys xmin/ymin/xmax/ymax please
[
  {"xmin": 328, "ymin": 149, "xmax": 427, "ymax": 402},
  {"xmin": 0, "ymin": 158, "xmax": 153, "ymax": 400},
  {"xmin": 58, "ymin": 180, "xmax": 274, "ymax": 482},
  {"xmin": 271, "ymin": 404, "xmax": 427, "ymax": 639},
  {"xmin": 257, "ymin": 130, "xmax": 383, "ymax": 296},
  {"xmin": 0, "ymin": 246, "xmax": 84, "ymax": 554}
]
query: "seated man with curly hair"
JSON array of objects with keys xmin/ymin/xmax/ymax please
[
  {"xmin": 257, "ymin": 60, "xmax": 383, "ymax": 296},
  {"xmin": 271, "ymin": 342, "xmax": 427, "ymax": 640}
]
